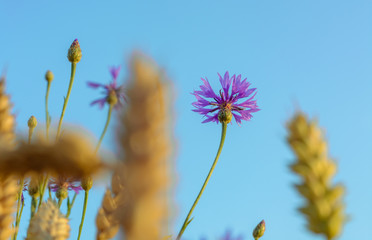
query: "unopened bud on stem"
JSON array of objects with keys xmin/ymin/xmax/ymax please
[
  {"xmin": 253, "ymin": 220, "xmax": 265, "ymax": 240},
  {"xmin": 28, "ymin": 116, "xmax": 38, "ymax": 129},
  {"xmin": 67, "ymin": 39, "xmax": 82, "ymax": 63},
  {"xmin": 81, "ymin": 176, "xmax": 93, "ymax": 191},
  {"xmin": 45, "ymin": 70, "xmax": 54, "ymax": 82}
]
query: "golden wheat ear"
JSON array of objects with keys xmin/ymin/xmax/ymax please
[
  {"xmin": 26, "ymin": 199, "xmax": 70, "ymax": 240},
  {"xmin": 0, "ymin": 75, "xmax": 15, "ymax": 150},
  {"xmin": 0, "ymin": 177, "xmax": 18, "ymax": 240},
  {"xmin": 116, "ymin": 53, "xmax": 174, "ymax": 240},
  {"xmin": 287, "ymin": 113, "xmax": 347, "ymax": 240}
]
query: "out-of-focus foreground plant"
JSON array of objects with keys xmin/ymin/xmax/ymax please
[{"xmin": 287, "ymin": 113, "xmax": 347, "ymax": 240}]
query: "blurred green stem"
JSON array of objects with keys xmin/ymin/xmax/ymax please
[
  {"xmin": 58, "ymin": 198, "xmax": 62, "ymax": 208},
  {"xmin": 31, "ymin": 196, "xmax": 37, "ymax": 219},
  {"xmin": 95, "ymin": 103, "xmax": 114, "ymax": 154},
  {"xmin": 176, "ymin": 123, "xmax": 227, "ymax": 240},
  {"xmin": 13, "ymin": 177, "xmax": 24, "ymax": 240},
  {"xmin": 76, "ymin": 103, "xmax": 113, "ymax": 239},
  {"xmin": 38, "ymin": 174, "xmax": 49, "ymax": 208},
  {"xmin": 66, "ymin": 192, "xmax": 77, "ymax": 218},
  {"xmin": 45, "ymin": 81, "xmax": 51, "ymax": 140},
  {"xmin": 56, "ymin": 62, "xmax": 76, "ymax": 139},
  {"xmin": 77, "ymin": 191, "xmax": 89, "ymax": 240}
]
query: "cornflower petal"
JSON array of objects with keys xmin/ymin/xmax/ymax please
[
  {"xmin": 109, "ymin": 66, "xmax": 121, "ymax": 81},
  {"xmin": 90, "ymin": 98, "xmax": 106, "ymax": 109},
  {"xmin": 87, "ymin": 81, "xmax": 105, "ymax": 89}
]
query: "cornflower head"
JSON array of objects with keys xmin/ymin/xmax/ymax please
[
  {"xmin": 87, "ymin": 66, "xmax": 126, "ymax": 109},
  {"xmin": 49, "ymin": 176, "xmax": 82, "ymax": 200},
  {"xmin": 192, "ymin": 71, "xmax": 259, "ymax": 124}
]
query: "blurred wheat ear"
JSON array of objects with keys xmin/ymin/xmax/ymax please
[
  {"xmin": 26, "ymin": 200, "xmax": 70, "ymax": 240},
  {"xmin": 96, "ymin": 165, "xmax": 125, "ymax": 240},
  {"xmin": 0, "ymin": 75, "xmax": 15, "ymax": 150},
  {"xmin": 0, "ymin": 177, "xmax": 18, "ymax": 240},
  {"xmin": 287, "ymin": 113, "xmax": 347, "ymax": 240},
  {"xmin": 0, "ymin": 75, "xmax": 18, "ymax": 240},
  {"xmin": 114, "ymin": 53, "xmax": 174, "ymax": 240}
]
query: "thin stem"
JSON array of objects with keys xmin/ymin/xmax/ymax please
[
  {"xmin": 13, "ymin": 177, "xmax": 24, "ymax": 240},
  {"xmin": 77, "ymin": 190, "xmax": 89, "ymax": 240},
  {"xmin": 56, "ymin": 62, "xmax": 76, "ymax": 139},
  {"xmin": 58, "ymin": 198, "xmax": 62, "ymax": 208},
  {"xmin": 95, "ymin": 104, "xmax": 113, "ymax": 154},
  {"xmin": 31, "ymin": 196, "xmax": 37, "ymax": 219},
  {"xmin": 66, "ymin": 192, "xmax": 78, "ymax": 218},
  {"xmin": 45, "ymin": 81, "xmax": 51, "ymax": 140},
  {"xmin": 28, "ymin": 128, "xmax": 34, "ymax": 144},
  {"xmin": 176, "ymin": 123, "xmax": 227, "ymax": 240},
  {"xmin": 38, "ymin": 174, "xmax": 49, "ymax": 207}
]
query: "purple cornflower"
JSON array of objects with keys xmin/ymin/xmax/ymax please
[
  {"xmin": 192, "ymin": 71, "xmax": 260, "ymax": 124},
  {"xmin": 49, "ymin": 176, "xmax": 83, "ymax": 194},
  {"xmin": 87, "ymin": 66, "xmax": 126, "ymax": 109}
]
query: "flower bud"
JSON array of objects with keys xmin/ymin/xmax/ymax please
[
  {"xmin": 106, "ymin": 90, "xmax": 118, "ymax": 106},
  {"xmin": 28, "ymin": 179, "xmax": 40, "ymax": 197},
  {"xmin": 56, "ymin": 187, "xmax": 68, "ymax": 200},
  {"xmin": 218, "ymin": 108, "xmax": 232, "ymax": 124},
  {"xmin": 81, "ymin": 176, "xmax": 93, "ymax": 191},
  {"xmin": 67, "ymin": 39, "xmax": 82, "ymax": 63},
  {"xmin": 45, "ymin": 70, "xmax": 54, "ymax": 82},
  {"xmin": 28, "ymin": 116, "xmax": 38, "ymax": 129},
  {"xmin": 253, "ymin": 220, "xmax": 265, "ymax": 239}
]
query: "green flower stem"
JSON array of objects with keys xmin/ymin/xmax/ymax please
[
  {"xmin": 66, "ymin": 192, "xmax": 78, "ymax": 218},
  {"xmin": 176, "ymin": 123, "xmax": 227, "ymax": 240},
  {"xmin": 58, "ymin": 198, "xmax": 62, "ymax": 208},
  {"xmin": 95, "ymin": 103, "xmax": 114, "ymax": 154},
  {"xmin": 56, "ymin": 62, "xmax": 77, "ymax": 139},
  {"xmin": 31, "ymin": 196, "xmax": 37, "ymax": 219},
  {"xmin": 45, "ymin": 81, "xmax": 51, "ymax": 140},
  {"xmin": 38, "ymin": 174, "xmax": 49, "ymax": 207},
  {"xmin": 76, "ymin": 103, "xmax": 113, "ymax": 240},
  {"xmin": 13, "ymin": 177, "xmax": 24, "ymax": 240},
  {"xmin": 77, "ymin": 190, "xmax": 89, "ymax": 240}
]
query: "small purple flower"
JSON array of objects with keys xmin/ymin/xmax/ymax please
[
  {"xmin": 87, "ymin": 66, "xmax": 126, "ymax": 109},
  {"xmin": 192, "ymin": 71, "xmax": 260, "ymax": 125},
  {"xmin": 49, "ymin": 176, "xmax": 83, "ymax": 194}
]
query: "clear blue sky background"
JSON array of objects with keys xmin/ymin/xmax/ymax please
[{"xmin": 1, "ymin": 1, "xmax": 372, "ymax": 239}]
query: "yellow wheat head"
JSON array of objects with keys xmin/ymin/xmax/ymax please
[
  {"xmin": 117, "ymin": 53, "xmax": 174, "ymax": 240},
  {"xmin": 287, "ymin": 113, "xmax": 346, "ymax": 240},
  {"xmin": 0, "ymin": 75, "xmax": 15, "ymax": 149},
  {"xmin": 0, "ymin": 177, "xmax": 18, "ymax": 240},
  {"xmin": 26, "ymin": 200, "xmax": 70, "ymax": 240},
  {"xmin": 0, "ymin": 132, "xmax": 102, "ymax": 178},
  {"xmin": 96, "ymin": 165, "xmax": 126, "ymax": 240}
]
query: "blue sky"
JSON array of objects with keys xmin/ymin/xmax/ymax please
[{"xmin": 1, "ymin": 1, "xmax": 372, "ymax": 239}]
